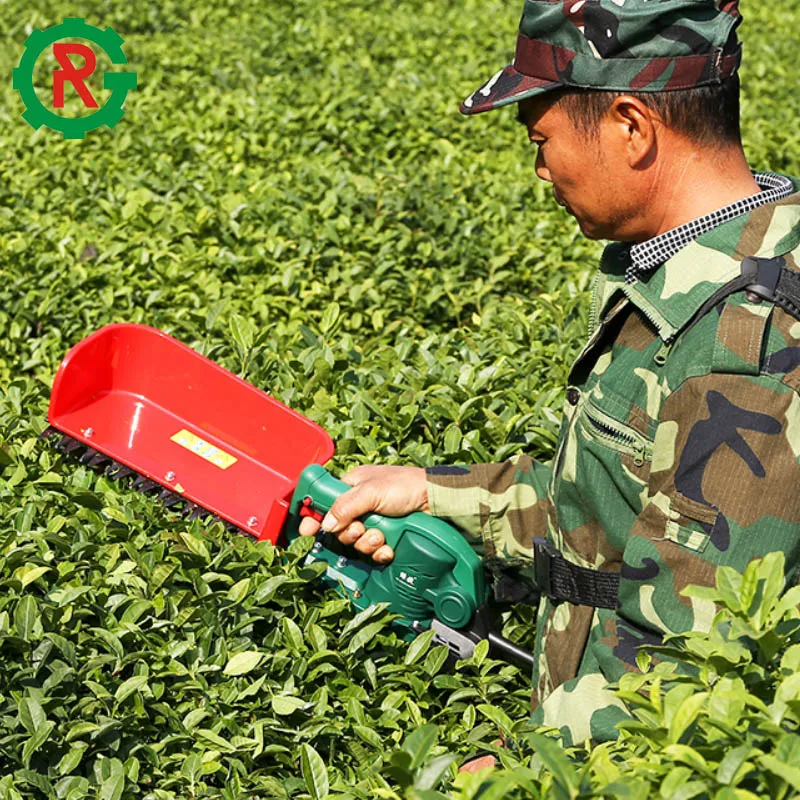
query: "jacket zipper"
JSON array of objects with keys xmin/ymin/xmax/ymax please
[
  {"xmin": 587, "ymin": 272, "xmax": 602, "ymax": 339},
  {"xmin": 622, "ymin": 283, "xmax": 675, "ymax": 342},
  {"xmin": 549, "ymin": 405, "xmax": 576, "ymax": 525},
  {"xmin": 581, "ymin": 403, "xmax": 652, "ymax": 466},
  {"xmin": 551, "ymin": 415, "xmax": 571, "ymax": 485},
  {"xmin": 654, "ymin": 340, "xmax": 672, "ymax": 366}
]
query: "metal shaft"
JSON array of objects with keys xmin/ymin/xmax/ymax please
[{"xmin": 487, "ymin": 632, "xmax": 535, "ymax": 669}]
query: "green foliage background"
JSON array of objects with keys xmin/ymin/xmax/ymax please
[{"xmin": 1, "ymin": 1, "xmax": 800, "ymax": 797}]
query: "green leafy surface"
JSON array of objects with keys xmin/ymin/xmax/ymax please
[{"xmin": 2, "ymin": 0, "xmax": 800, "ymax": 796}]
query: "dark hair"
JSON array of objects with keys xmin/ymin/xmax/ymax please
[{"xmin": 536, "ymin": 75, "xmax": 742, "ymax": 147}]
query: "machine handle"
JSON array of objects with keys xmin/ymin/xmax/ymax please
[
  {"xmin": 288, "ymin": 464, "xmax": 460, "ymax": 550},
  {"xmin": 285, "ymin": 464, "xmax": 488, "ymax": 632}
]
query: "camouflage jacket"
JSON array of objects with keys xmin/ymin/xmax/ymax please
[{"xmin": 425, "ymin": 178, "xmax": 800, "ymax": 745}]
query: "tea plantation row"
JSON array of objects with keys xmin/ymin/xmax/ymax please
[{"xmin": 1, "ymin": 0, "xmax": 799, "ymax": 797}]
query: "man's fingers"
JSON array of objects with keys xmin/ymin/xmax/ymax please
[
  {"xmin": 298, "ymin": 517, "xmax": 320, "ymax": 537},
  {"xmin": 337, "ymin": 521, "xmax": 366, "ymax": 545},
  {"xmin": 374, "ymin": 544, "xmax": 394, "ymax": 564},
  {"xmin": 353, "ymin": 527, "xmax": 385, "ymax": 556},
  {"xmin": 300, "ymin": 506, "xmax": 393, "ymax": 564}
]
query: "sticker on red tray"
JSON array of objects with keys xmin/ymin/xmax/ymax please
[{"xmin": 170, "ymin": 429, "xmax": 237, "ymax": 470}]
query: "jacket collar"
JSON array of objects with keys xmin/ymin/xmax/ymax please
[{"xmin": 596, "ymin": 177, "xmax": 800, "ymax": 342}]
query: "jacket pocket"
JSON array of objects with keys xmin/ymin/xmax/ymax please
[
  {"xmin": 664, "ymin": 491, "xmax": 720, "ymax": 554},
  {"xmin": 579, "ymin": 397, "xmax": 654, "ymax": 468}
]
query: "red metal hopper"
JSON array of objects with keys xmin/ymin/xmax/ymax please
[{"xmin": 46, "ymin": 323, "xmax": 334, "ymax": 541}]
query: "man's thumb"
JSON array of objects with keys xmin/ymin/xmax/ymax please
[{"xmin": 323, "ymin": 484, "xmax": 374, "ymax": 532}]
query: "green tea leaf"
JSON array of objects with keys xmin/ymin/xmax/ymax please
[
  {"xmin": 99, "ymin": 758, "xmax": 126, "ymax": 800},
  {"xmin": 405, "ymin": 628, "xmax": 436, "ymax": 665},
  {"xmin": 18, "ymin": 697, "xmax": 45, "ymax": 735},
  {"xmin": 668, "ymin": 692, "xmax": 708, "ymax": 744},
  {"xmin": 195, "ymin": 729, "xmax": 236, "ymax": 752},
  {"xmin": 320, "ymin": 302, "xmax": 340, "ymax": 335},
  {"xmin": 527, "ymin": 733, "xmax": 579, "ymax": 793},
  {"xmin": 14, "ymin": 596, "xmax": 40, "ymax": 641},
  {"xmin": 179, "ymin": 532, "xmax": 211, "ymax": 562},
  {"xmin": 224, "ymin": 651, "xmax": 263, "ymax": 676},
  {"xmin": 226, "ymin": 577, "xmax": 250, "ymax": 603},
  {"xmin": 353, "ymin": 725, "xmax": 383, "ymax": 748},
  {"xmin": 300, "ymin": 743, "xmax": 329, "ymax": 800},
  {"xmin": 402, "ymin": 724, "xmax": 438, "ymax": 771},
  {"xmin": 57, "ymin": 745, "xmax": 87, "ymax": 777},
  {"xmin": 759, "ymin": 754, "xmax": 800, "ymax": 788},
  {"xmin": 230, "ymin": 314, "xmax": 255, "ymax": 359},
  {"xmin": 272, "ymin": 695, "xmax": 309, "ymax": 716},
  {"xmin": 115, "ymin": 675, "xmax": 151, "ymax": 704},
  {"xmin": 16, "ymin": 565, "xmax": 50, "ymax": 588},
  {"xmin": 22, "ymin": 720, "xmax": 55, "ymax": 768},
  {"xmin": 415, "ymin": 754, "xmax": 457, "ymax": 791},
  {"xmin": 283, "ymin": 617, "xmax": 306, "ymax": 651},
  {"xmin": 477, "ymin": 704, "xmax": 515, "ymax": 735},
  {"xmin": 346, "ymin": 619, "xmax": 389, "ymax": 654}
]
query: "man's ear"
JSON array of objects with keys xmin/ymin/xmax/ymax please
[{"xmin": 607, "ymin": 96, "xmax": 659, "ymax": 169}]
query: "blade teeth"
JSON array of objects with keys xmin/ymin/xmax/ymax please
[
  {"xmin": 180, "ymin": 501, "xmax": 199, "ymax": 517},
  {"xmin": 132, "ymin": 475, "xmax": 158, "ymax": 492},
  {"xmin": 105, "ymin": 462, "xmax": 135, "ymax": 480},
  {"xmin": 49, "ymin": 436, "xmax": 226, "ymax": 530},
  {"xmin": 159, "ymin": 490, "xmax": 182, "ymax": 508},
  {"xmin": 78, "ymin": 447, "xmax": 99, "ymax": 464},
  {"xmin": 87, "ymin": 452, "xmax": 111, "ymax": 468},
  {"xmin": 56, "ymin": 436, "xmax": 84, "ymax": 454}
]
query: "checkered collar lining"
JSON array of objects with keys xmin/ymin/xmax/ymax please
[{"xmin": 626, "ymin": 172, "xmax": 796, "ymax": 284}]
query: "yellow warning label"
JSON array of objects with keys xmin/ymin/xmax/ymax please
[{"xmin": 170, "ymin": 429, "xmax": 238, "ymax": 470}]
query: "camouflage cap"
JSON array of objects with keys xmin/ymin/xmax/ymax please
[{"xmin": 461, "ymin": 0, "xmax": 742, "ymax": 115}]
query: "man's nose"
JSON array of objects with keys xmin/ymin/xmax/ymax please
[{"xmin": 535, "ymin": 149, "xmax": 551, "ymax": 182}]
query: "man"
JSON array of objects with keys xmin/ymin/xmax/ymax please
[{"xmin": 300, "ymin": 0, "xmax": 800, "ymax": 745}]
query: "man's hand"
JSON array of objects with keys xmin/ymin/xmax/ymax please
[{"xmin": 297, "ymin": 465, "xmax": 429, "ymax": 564}]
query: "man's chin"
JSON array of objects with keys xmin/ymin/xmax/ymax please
[
  {"xmin": 560, "ymin": 206, "xmax": 613, "ymax": 239},
  {"xmin": 575, "ymin": 218, "xmax": 606, "ymax": 240}
]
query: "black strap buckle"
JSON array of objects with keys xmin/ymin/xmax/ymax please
[
  {"xmin": 680, "ymin": 251, "xmax": 800, "ymax": 342},
  {"xmin": 533, "ymin": 537, "xmax": 557, "ymax": 598},
  {"xmin": 741, "ymin": 256, "xmax": 786, "ymax": 302}
]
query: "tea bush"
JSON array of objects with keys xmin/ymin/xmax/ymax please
[{"xmin": 1, "ymin": 0, "xmax": 799, "ymax": 796}]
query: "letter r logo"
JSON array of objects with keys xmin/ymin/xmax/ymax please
[
  {"xmin": 13, "ymin": 18, "xmax": 137, "ymax": 139},
  {"xmin": 53, "ymin": 42, "xmax": 99, "ymax": 108}
]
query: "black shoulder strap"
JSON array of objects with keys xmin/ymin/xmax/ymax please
[{"xmin": 681, "ymin": 255, "xmax": 800, "ymax": 339}]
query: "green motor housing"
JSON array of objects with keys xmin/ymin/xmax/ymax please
[{"xmin": 285, "ymin": 464, "xmax": 489, "ymax": 640}]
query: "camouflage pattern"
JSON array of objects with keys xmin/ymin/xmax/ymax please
[
  {"xmin": 461, "ymin": 0, "xmax": 742, "ymax": 115},
  {"xmin": 426, "ymin": 180, "xmax": 800, "ymax": 745}
]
